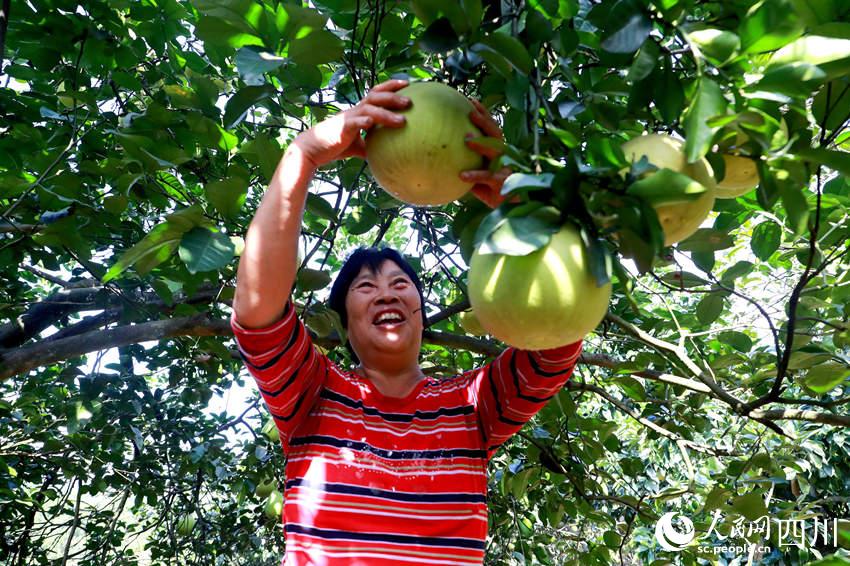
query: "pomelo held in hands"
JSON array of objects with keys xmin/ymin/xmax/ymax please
[
  {"xmin": 621, "ymin": 134, "xmax": 716, "ymax": 246},
  {"xmin": 468, "ymin": 223, "xmax": 612, "ymax": 350},
  {"xmin": 365, "ymin": 82, "xmax": 483, "ymax": 206}
]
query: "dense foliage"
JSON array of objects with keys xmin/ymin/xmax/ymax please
[{"xmin": 2, "ymin": 0, "xmax": 850, "ymax": 564}]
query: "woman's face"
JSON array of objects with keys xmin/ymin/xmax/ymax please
[{"xmin": 344, "ymin": 259, "xmax": 424, "ymax": 364}]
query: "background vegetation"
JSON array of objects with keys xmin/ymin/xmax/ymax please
[{"xmin": 2, "ymin": 0, "xmax": 850, "ymax": 564}]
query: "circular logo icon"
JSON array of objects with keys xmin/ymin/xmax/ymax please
[{"xmin": 655, "ymin": 512, "xmax": 696, "ymax": 552}]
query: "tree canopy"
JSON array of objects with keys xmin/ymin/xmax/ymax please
[{"xmin": 2, "ymin": 0, "xmax": 850, "ymax": 564}]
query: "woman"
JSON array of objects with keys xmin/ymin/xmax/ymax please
[{"xmin": 232, "ymin": 79, "xmax": 582, "ymax": 565}]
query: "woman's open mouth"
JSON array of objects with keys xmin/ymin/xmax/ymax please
[{"xmin": 372, "ymin": 310, "xmax": 405, "ymax": 328}]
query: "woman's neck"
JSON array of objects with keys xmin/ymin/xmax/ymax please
[{"xmin": 356, "ymin": 362, "xmax": 425, "ymax": 399}]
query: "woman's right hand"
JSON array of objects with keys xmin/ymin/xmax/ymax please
[{"xmin": 293, "ymin": 79, "xmax": 412, "ymax": 168}]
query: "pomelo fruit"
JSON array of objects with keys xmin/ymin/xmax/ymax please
[
  {"xmin": 264, "ymin": 489, "xmax": 285, "ymax": 520},
  {"xmin": 713, "ymin": 154, "xmax": 759, "ymax": 198},
  {"xmin": 176, "ymin": 514, "xmax": 196, "ymax": 536},
  {"xmin": 459, "ymin": 309, "xmax": 487, "ymax": 336},
  {"xmin": 254, "ymin": 477, "xmax": 276, "ymax": 498},
  {"xmin": 365, "ymin": 82, "xmax": 483, "ymax": 206},
  {"xmin": 262, "ymin": 418, "xmax": 279, "ymax": 443},
  {"xmin": 468, "ymin": 223, "xmax": 612, "ymax": 350},
  {"xmin": 621, "ymin": 134, "xmax": 716, "ymax": 246}
]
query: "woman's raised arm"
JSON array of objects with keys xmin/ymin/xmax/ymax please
[{"xmin": 233, "ymin": 79, "xmax": 411, "ymax": 329}]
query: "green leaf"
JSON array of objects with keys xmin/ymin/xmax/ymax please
[
  {"xmin": 676, "ymin": 229, "xmax": 735, "ymax": 252},
  {"xmin": 297, "ymin": 268, "xmax": 332, "ymax": 292},
  {"xmin": 195, "ymin": 16, "xmax": 264, "ymax": 50},
  {"xmin": 178, "ymin": 227, "xmax": 236, "ymax": 274},
  {"xmin": 683, "ymin": 78, "xmax": 727, "ymax": 162},
  {"xmin": 205, "ymin": 177, "xmax": 247, "ymax": 218},
  {"xmin": 652, "ymin": 66, "xmax": 685, "ymax": 124},
  {"xmin": 478, "ymin": 207, "xmax": 561, "ymax": 256},
  {"xmin": 731, "ymin": 491, "xmax": 768, "ymax": 522},
  {"xmin": 767, "ymin": 35, "xmax": 850, "ymax": 80},
  {"xmin": 803, "ymin": 557, "xmax": 850, "ymax": 566},
  {"xmin": 305, "ymin": 192, "xmax": 339, "ymax": 223},
  {"xmin": 234, "ymin": 47, "xmax": 287, "ymax": 86},
  {"xmin": 627, "ymin": 41, "xmax": 660, "ymax": 82},
  {"xmin": 103, "ymin": 206, "xmax": 209, "ymax": 281},
  {"xmin": 223, "ymin": 85, "xmax": 275, "ymax": 129},
  {"xmin": 739, "ymin": 0, "xmax": 804, "ymax": 54},
  {"xmin": 471, "ymin": 32, "xmax": 533, "ymax": 75},
  {"xmin": 687, "ymin": 28, "xmax": 740, "ymax": 66},
  {"xmin": 751, "ymin": 221, "xmax": 782, "ymax": 261},
  {"xmin": 718, "ymin": 331, "xmax": 753, "ymax": 353},
  {"xmin": 241, "ymin": 132, "xmax": 282, "ymax": 183},
  {"xmin": 797, "ymin": 147, "xmax": 850, "ymax": 177},
  {"xmin": 419, "ymin": 18, "xmax": 460, "ymax": 53},
  {"xmin": 696, "ymin": 294, "xmax": 724, "ymax": 325},
  {"xmin": 598, "ymin": 1, "xmax": 652, "ymax": 54},
  {"xmin": 803, "ymin": 362, "xmax": 850, "ymax": 394},
  {"xmin": 501, "ymin": 173, "xmax": 555, "ymax": 194},
  {"xmin": 626, "ymin": 168, "xmax": 707, "ymax": 207},
  {"xmin": 613, "ymin": 376, "xmax": 646, "ymax": 401},
  {"xmin": 721, "ymin": 260, "xmax": 755, "ymax": 282},
  {"xmin": 777, "ymin": 182, "xmax": 810, "ymax": 240},
  {"xmin": 288, "ymin": 29, "xmax": 344, "ymax": 66},
  {"xmin": 754, "ymin": 62, "xmax": 827, "ymax": 97},
  {"xmin": 344, "ymin": 205, "xmax": 379, "ymax": 235}
]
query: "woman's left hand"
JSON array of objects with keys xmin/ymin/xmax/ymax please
[{"xmin": 460, "ymin": 100, "xmax": 514, "ymax": 209}]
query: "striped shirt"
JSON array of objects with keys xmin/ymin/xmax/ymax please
[{"xmin": 232, "ymin": 301, "xmax": 581, "ymax": 565}]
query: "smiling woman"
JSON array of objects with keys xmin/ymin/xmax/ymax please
[{"xmin": 230, "ymin": 79, "xmax": 583, "ymax": 566}]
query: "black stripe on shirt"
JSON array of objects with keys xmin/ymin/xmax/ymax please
[
  {"xmin": 525, "ymin": 349, "xmax": 574, "ymax": 378},
  {"xmin": 256, "ymin": 337, "xmax": 315, "ymax": 398},
  {"xmin": 508, "ymin": 350, "xmax": 558, "ymax": 403},
  {"xmin": 285, "ymin": 524, "xmax": 487, "ymax": 550},
  {"xmin": 320, "ymin": 389, "xmax": 475, "ymax": 422},
  {"xmin": 285, "ymin": 478, "xmax": 487, "ymax": 504},
  {"xmin": 288, "ymin": 434, "xmax": 486, "ymax": 460},
  {"xmin": 487, "ymin": 362, "xmax": 525, "ymax": 427},
  {"xmin": 240, "ymin": 302, "xmax": 299, "ymax": 372}
]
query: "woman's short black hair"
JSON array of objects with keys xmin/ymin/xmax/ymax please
[{"xmin": 328, "ymin": 247, "xmax": 427, "ymax": 363}]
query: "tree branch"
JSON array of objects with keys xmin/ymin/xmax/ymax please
[
  {"xmin": 566, "ymin": 380, "xmax": 739, "ymax": 456},
  {"xmin": 0, "ymin": 313, "xmax": 231, "ymax": 380},
  {"xmin": 605, "ymin": 311, "xmax": 746, "ymax": 411},
  {"xmin": 748, "ymin": 408, "xmax": 850, "ymax": 428}
]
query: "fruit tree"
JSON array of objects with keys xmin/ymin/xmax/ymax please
[{"xmin": 2, "ymin": 1, "xmax": 850, "ymax": 565}]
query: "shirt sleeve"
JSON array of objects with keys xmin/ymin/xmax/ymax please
[
  {"xmin": 467, "ymin": 340, "xmax": 582, "ymax": 458},
  {"xmin": 231, "ymin": 300, "xmax": 331, "ymax": 453}
]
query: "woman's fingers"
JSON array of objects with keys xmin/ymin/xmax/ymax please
[
  {"xmin": 469, "ymin": 99, "xmax": 504, "ymax": 140},
  {"xmin": 368, "ymin": 78, "xmax": 410, "ymax": 93},
  {"xmin": 460, "ymin": 167, "xmax": 511, "ymax": 187},
  {"xmin": 465, "ymin": 134, "xmax": 503, "ymax": 160}
]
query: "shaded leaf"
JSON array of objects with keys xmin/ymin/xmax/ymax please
[
  {"xmin": 178, "ymin": 227, "xmax": 236, "ymax": 274},
  {"xmin": 683, "ymin": 78, "xmax": 727, "ymax": 162}
]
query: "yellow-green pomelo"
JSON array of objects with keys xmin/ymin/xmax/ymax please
[
  {"xmin": 468, "ymin": 224, "xmax": 612, "ymax": 350},
  {"xmin": 262, "ymin": 418, "xmax": 279, "ymax": 443},
  {"xmin": 176, "ymin": 514, "xmax": 196, "ymax": 536},
  {"xmin": 264, "ymin": 489, "xmax": 285, "ymax": 520},
  {"xmin": 713, "ymin": 154, "xmax": 759, "ymax": 198},
  {"xmin": 365, "ymin": 82, "xmax": 483, "ymax": 206},
  {"xmin": 621, "ymin": 134, "xmax": 716, "ymax": 246},
  {"xmin": 254, "ymin": 477, "xmax": 276, "ymax": 498},
  {"xmin": 459, "ymin": 309, "xmax": 487, "ymax": 336}
]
